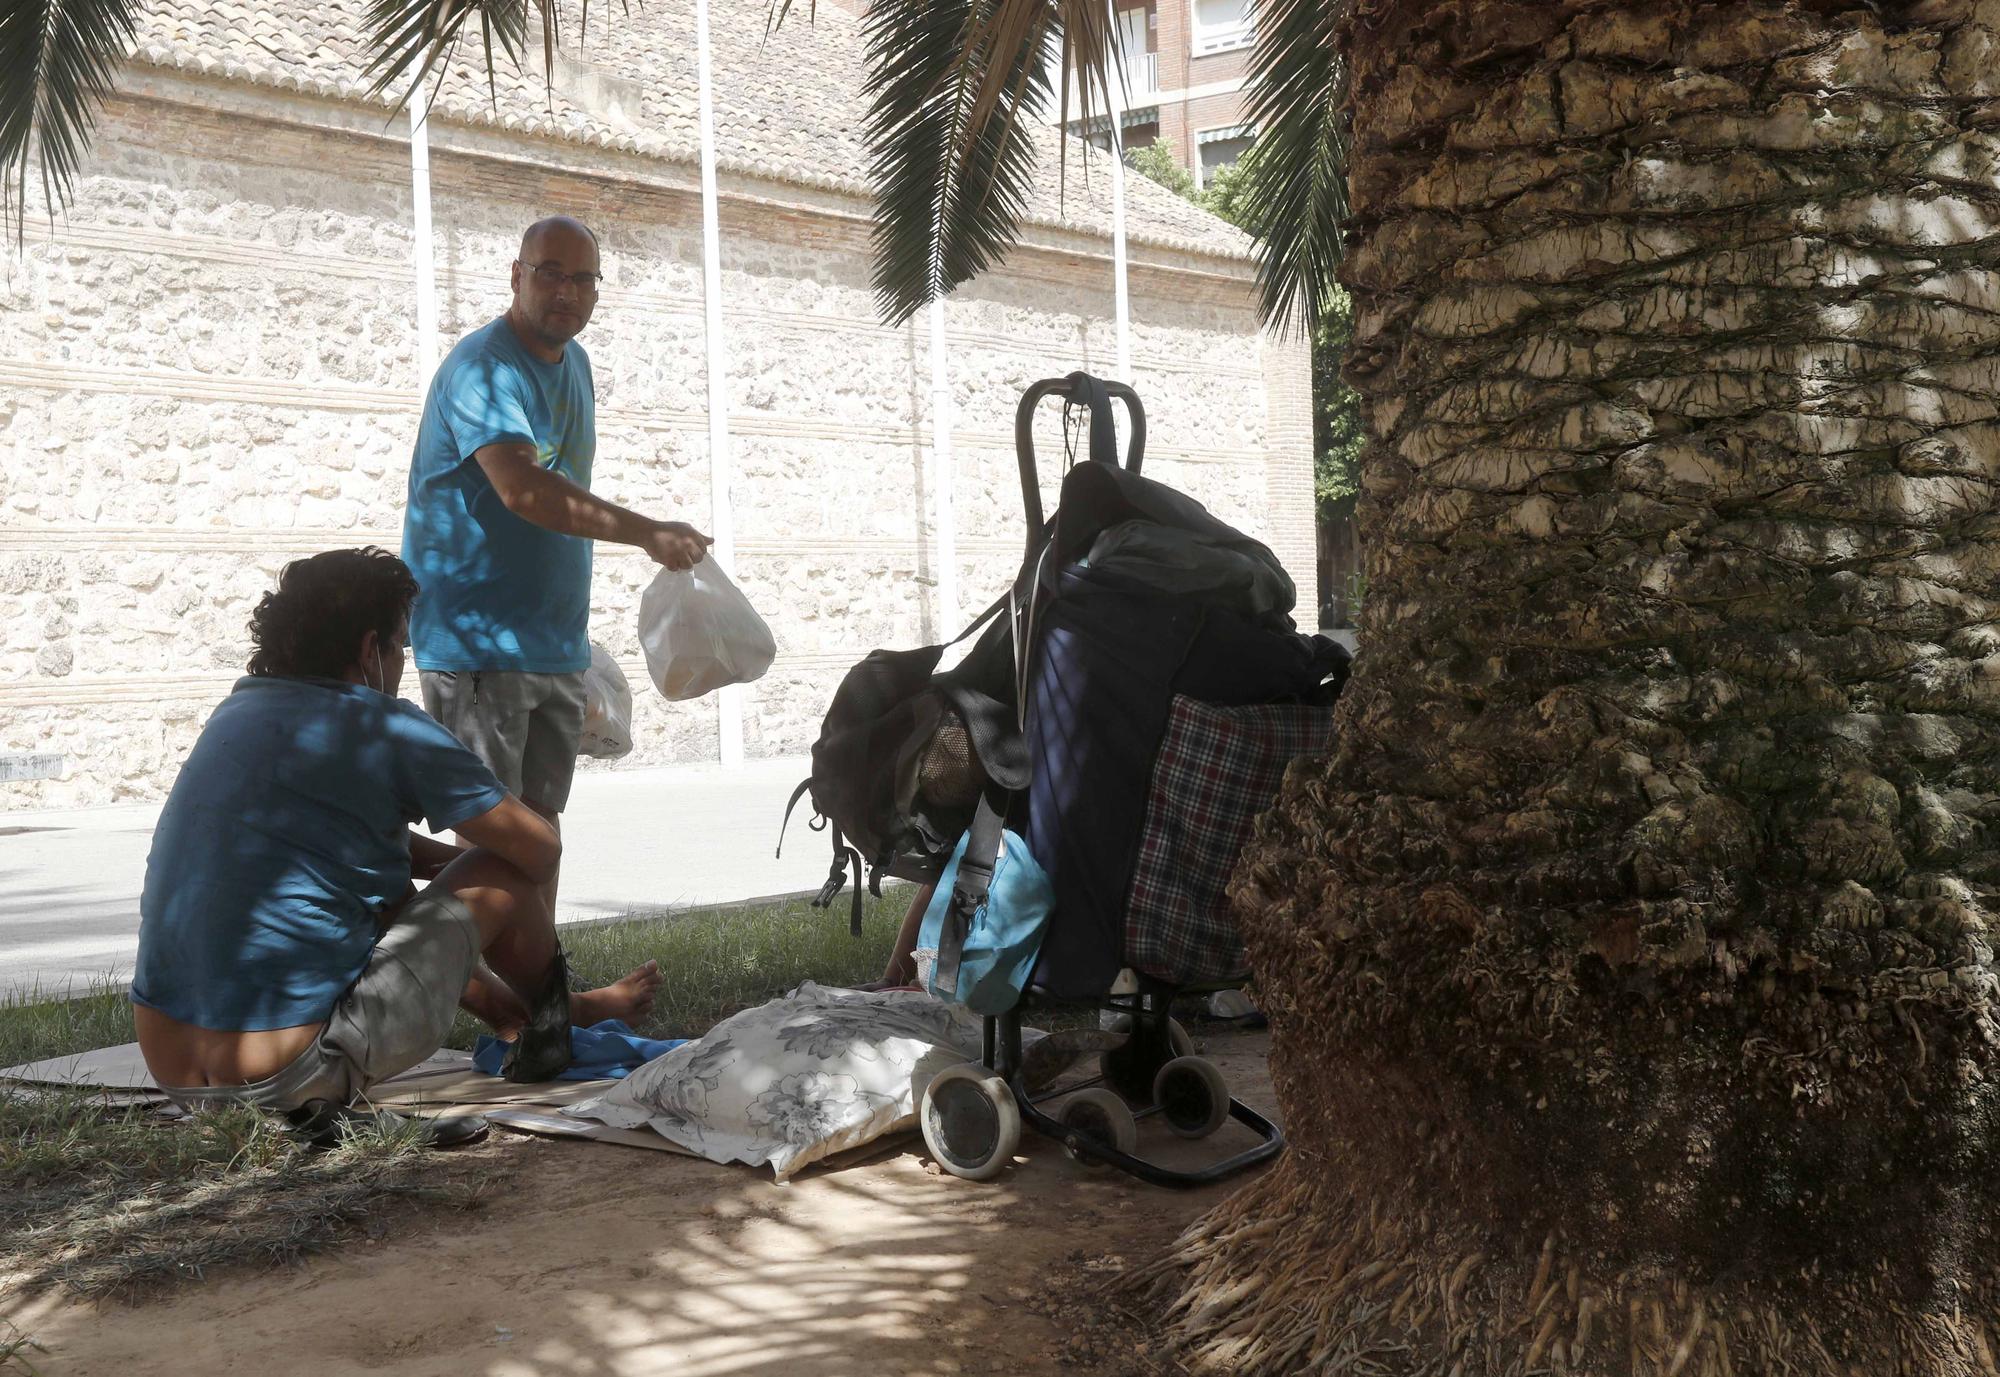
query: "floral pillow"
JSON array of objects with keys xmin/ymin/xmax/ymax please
[{"xmin": 564, "ymin": 982, "xmax": 989, "ymax": 1180}]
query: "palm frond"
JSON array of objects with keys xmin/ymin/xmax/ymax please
[
  {"xmin": 1235, "ymin": 0, "xmax": 1350, "ymax": 331},
  {"xmin": 860, "ymin": 0, "xmax": 1119, "ymax": 324},
  {"xmin": 360, "ymin": 0, "xmax": 541, "ymax": 111},
  {"xmin": 767, "ymin": 0, "xmax": 815, "ymax": 34},
  {"xmin": 0, "ymin": 0, "xmax": 140, "ymax": 244}
]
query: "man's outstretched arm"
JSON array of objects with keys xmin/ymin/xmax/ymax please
[{"xmin": 473, "ymin": 441, "xmax": 710, "ymax": 570}]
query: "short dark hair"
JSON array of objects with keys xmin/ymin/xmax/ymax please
[{"xmin": 247, "ymin": 547, "xmax": 419, "ymax": 680}]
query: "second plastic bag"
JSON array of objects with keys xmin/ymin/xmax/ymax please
[
  {"xmin": 578, "ymin": 644, "xmax": 635, "ymax": 759},
  {"xmin": 638, "ymin": 555, "xmax": 777, "ymax": 701}
]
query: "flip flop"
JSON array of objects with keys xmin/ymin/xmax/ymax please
[{"xmin": 285, "ymin": 1100, "xmax": 490, "ymax": 1151}]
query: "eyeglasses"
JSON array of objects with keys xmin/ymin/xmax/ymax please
[{"xmin": 516, "ymin": 260, "xmax": 603, "ymax": 295}]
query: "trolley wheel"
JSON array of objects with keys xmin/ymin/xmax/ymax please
[
  {"xmin": 920, "ymin": 1062, "xmax": 1021, "ymax": 1181},
  {"xmin": 1097, "ymin": 1016, "xmax": 1195, "ymax": 1085},
  {"xmin": 1059, "ymin": 1087, "xmax": 1139, "ymax": 1166},
  {"xmin": 1153, "ymin": 1055, "xmax": 1230, "ymax": 1139}
]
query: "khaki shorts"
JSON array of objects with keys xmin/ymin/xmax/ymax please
[
  {"xmin": 158, "ymin": 890, "xmax": 481, "ymax": 1113},
  {"xmin": 421, "ymin": 669, "xmax": 587, "ymax": 813}
]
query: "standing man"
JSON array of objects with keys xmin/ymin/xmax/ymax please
[{"xmin": 403, "ymin": 215, "xmax": 709, "ymax": 919}]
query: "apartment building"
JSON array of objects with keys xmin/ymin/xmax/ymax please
[{"xmin": 1058, "ymin": 0, "xmax": 1258, "ymax": 188}]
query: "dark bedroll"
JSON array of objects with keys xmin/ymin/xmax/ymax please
[{"xmin": 791, "ymin": 370, "xmax": 1348, "ymax": 1187}]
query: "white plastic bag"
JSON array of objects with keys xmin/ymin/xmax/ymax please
[
  {"xmin": 638, "ymin": 554, "xmax": 776, "ymax": 701},
  {"xmin": 578, "ymin": 643, "xmax": 634, "ymax": 759}
]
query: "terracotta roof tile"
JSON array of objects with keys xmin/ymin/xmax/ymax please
[{"xmin": 127, "ymin": 0, "xmax": 1254, "ymax": 263}]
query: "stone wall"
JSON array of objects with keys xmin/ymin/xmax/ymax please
[{"xmin": 0, "ymin": 73, "xmax": 1311, "ymax": 810}]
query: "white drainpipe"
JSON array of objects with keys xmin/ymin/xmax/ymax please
[
  {"xmin": 928, "ymin": 297, "xmax": 960, "ymax": 634},
  {"xmin": 1105, "ymin": 0, "xmax": 1132, "ymax": 383},
  {"xmin": 408, "ymin": 78, "xmax": 439, "ymax": 392},
  {"xmin": 695, "ymin": 0, "xmax": 744, "ymax": 768}
]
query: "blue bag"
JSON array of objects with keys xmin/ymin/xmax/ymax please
[{"xmin": 917, "ymin": 827, "xmax": 1054, "ymax": 1014}]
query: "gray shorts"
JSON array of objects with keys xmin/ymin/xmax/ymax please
[
  {"xmin": 421, "ymin": 668, "xmax": 587, "ymax": 813},
  {"xmin": 158, "ymin": 890, "xmax": 481, "ymax": 1114}
]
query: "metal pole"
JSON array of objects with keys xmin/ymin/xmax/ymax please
[
  {"xmin": 928, "ymin": 297, "xmax": 959, "ymax": 633},
  {"xmin": 408, "ymin": 77, "xmax": 439, "ymax": 392},
  {"xmin": 1105, "ymin": 0, "xmax": 1132, "ymax": 383},
  {"xmin": 696, "ymin": 0, "xmax": 744, "ymax": 767}
]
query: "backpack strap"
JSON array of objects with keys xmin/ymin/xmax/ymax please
[
  {"xmin": 844, "ymin": 845, "xmax": 865, "ymax": 936},
  {"xmin": 949, "ymin": 583, "xmax": 1012, "ymax": 647},
  {"xmin": 781, "ymin": 776, "xmax": 863, "ymax": 934},
  {"xmin": 934, "ymin": 787, "xmax": 1007, "ymax": 995},
  {"xmin": 774, "ymin": 776, "xmax": 815, "ymax": 859},
  {"xmin": 808, "ymin": 822, "xmax": 867, "ymax": 937}
]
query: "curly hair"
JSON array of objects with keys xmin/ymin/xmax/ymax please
[{"xmin": 246, "ymin": 547, "xmax": 420, "ymax": 680}]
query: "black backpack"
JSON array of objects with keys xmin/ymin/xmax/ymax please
[{"xmin": 777, "ymin": 594, "xmax": 1026, "ymax": 933}]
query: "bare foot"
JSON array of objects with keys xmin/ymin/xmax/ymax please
[{"xmin": 572, "ymin": 960, "xmax": 663, "ymax": 1026}]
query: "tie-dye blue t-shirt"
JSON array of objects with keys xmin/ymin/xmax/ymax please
[
  {"xmin": 131, "ymin": 676, "xmax": 506, "ymax": 1031},
  {"xmin": 402, "ymin": 317, "xmax": 596, "ymax": 673}
]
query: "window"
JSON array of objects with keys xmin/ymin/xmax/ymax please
[
  {"xmin": 1191, "ymin": 0, "xmax": 1253, "ymax": 56},
  {"xmin": 1196, "ymin": 124, "xmax": 1255, "ymax": 187}
]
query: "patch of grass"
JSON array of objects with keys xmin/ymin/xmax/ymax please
[
  {"xmin": 0, "ymin": 1087, "xmax": 491, "ymax": 1303},
  {"xmin": 0, "ymin": 982, "xmax": 134, "ymax": 1074},
  {"xmin": 0, "ymin": 973, "xmax": 495, "ymax": 1305},
  {"xmin": 0, "ymin": 1318, "xmax": 47, "ymax": 1376},
  {"xmin": 0, "ymin": 890, "xmax": 902, "ymax": 1308},
  {"xmin": 444, "ymin": 888, "xmax": 905, "ymax": 1049}
]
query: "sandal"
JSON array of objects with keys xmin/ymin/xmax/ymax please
[{"xmin": 285, "ymin": 1099, "xmax": 490, "ymax": 1151}]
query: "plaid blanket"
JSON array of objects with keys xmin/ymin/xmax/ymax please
[{"xmin": 1125, "ymin": 696, "xmax": 1336, "ymax": 984}]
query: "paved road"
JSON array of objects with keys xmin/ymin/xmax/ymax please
[{"xmin": 0, "ymin": 758, "xmax": 825, "ymax": 1000}]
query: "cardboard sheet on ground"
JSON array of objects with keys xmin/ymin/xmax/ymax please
[
  {"xmin": 0, "ymin": 1042, "xmax": 917, "ymax": 1171},
  {"xmin": 0, "ymin": 1043, "xmax": 697, "ymax": 1155}
]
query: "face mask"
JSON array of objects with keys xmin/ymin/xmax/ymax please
[{"xmin": 370, "ymin": 645, "xmax": 386, "ymax": 694}]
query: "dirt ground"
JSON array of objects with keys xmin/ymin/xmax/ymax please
[{"xmin": 6, "ymin": 1028, "xmax": 1277, "ymax": 1377}]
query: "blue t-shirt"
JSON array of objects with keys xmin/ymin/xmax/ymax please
[
  {"xmin": 131, "ymin": 676, "xmax": 508, "ymax": 1032},
  {"xmin": 402, "ymin": 316, "xmax": 597, "ymax": 673}
]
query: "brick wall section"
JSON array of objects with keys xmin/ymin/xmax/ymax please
[
  {"xmin": 1188, "ymin": 46, "xmax": 1253, "ymax": 88},
  {"xmin": 1154, "ymin": 0, "xmax": 1193, "ymax": 94},
  {"xmin": 1258, "ymin": 325, "xmax": 1318, "ymax": 606},
  {"xmin": 1160, "ymin": 102, "xmax": 1188, "ymax": 159}
]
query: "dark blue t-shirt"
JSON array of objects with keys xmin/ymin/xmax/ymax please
[
  {"xmin": 131, "ymin": 677, "xmax": 508, "ymax": 1031},
  {"xmin": 402, "ymin": 316, "xmax": 597, "ymax": 673}
]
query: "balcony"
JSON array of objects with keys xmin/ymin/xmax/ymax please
[
  {"xmin": 1118, "ymin": 49, "xmax": 1159, "ymax": 103},
  {"xmin": 1055, "ymin": 48, "xmax": 1157, "ymax": 111}
]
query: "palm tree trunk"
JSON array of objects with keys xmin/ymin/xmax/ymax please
[{"xmin": 1138, "ymin": 2, "xmax": 2000, "ymax": 1372}]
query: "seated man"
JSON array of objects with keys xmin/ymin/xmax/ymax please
[{"xmin": 131, "ymin": 547, "xmax": 660, "ymax": 1146}]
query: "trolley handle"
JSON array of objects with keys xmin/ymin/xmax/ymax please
[{"xmin": 1012, "ymin": 373, "xmax": 1146, "ymax": 551}]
